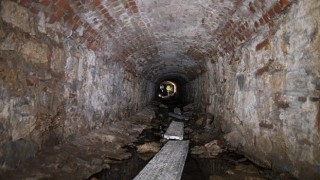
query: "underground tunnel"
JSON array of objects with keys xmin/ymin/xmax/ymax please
[{"xmin": 0, "ymin": 0, "xmax": 319, "ymax": 179}]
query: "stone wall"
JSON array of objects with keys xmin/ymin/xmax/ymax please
[
  {"xmin": 199, "ymin": 0, "xmax": 320, "ymax": 178},
  {"xmin": 0, "ymin": 1, "xmax": 152, "ymax": 168}
]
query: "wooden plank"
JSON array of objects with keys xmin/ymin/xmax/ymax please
[
  {"xmin": 164, "ymin": 121, "xmax": 184, "ymax": 140},
  {"xmin": 134, "ymin": 140, "xmax": 189, "ymax": 180}
]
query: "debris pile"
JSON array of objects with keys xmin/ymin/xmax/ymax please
[{"xmin": 191, "ymin": 140, "xmax": 225, "ymax": 158}]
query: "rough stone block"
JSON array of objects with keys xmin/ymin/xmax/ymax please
[
  {"xmin": 21, "ymin": 40, "xmax": 49, "ymax": 64},
  {"xmin": 0, "ymin": 32, "xmax": 21, "ymax": 51},
  {"xmin": 286, "ymin": 71, "xmax": 308, "ymax": 91},
  {"xmin": 51, "ymin": 47, "xmax": 65, "ymax": 73},
  {"xmin": 1, "ymin": 1, "xmax": 31, "ymax": 33}
]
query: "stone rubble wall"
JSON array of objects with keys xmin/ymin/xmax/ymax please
[
  {"xmin": 0, "ymin": 1, "xmax": 152, "ymax": 168},
  {"xmin": 191, "ymin": 0, "xmax": 320, "ymax": 178}
]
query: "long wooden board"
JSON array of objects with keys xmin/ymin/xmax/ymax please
[
  {"xmin": 134, "ymin": 140, "xmax": 189, "ymax": 180},
  {"xmin": 164, "ymin": 121, "xmax": 184, "ymax": 140}
]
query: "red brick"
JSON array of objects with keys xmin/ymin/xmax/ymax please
[
  {"xmin": 73, "ymin": 15, "xmax": 80, "ymax": 23},
  {"xmin": 274, "ymin": 3, "xmax": 282, "ymax": 13},
  {"xmin": 63, "ymin": 13, "xmax": 73, "ymax": 23},
  {"xmin": 88, "ymin": 43, "xmax": 99, "ymax": 51},
  {"xmin": 280, "ymin": 0, "xmax": 290, "ymax": 7},
  {"xmin": 124, "ymin": 1, "xmax": 129, "ymax": 9},
  {"xmin": 240, "ymin": 25, "xmax": 246, "ymax": 31},
  {"xmin": 72, "ymin": 22, "xmax": 79, "ymax": 31},
  {"xmin": 263, "ymin": 13, "xmax": 270, "ymax": 23},
  {"xmin": 249, "ymin": 2, "xmax": 256, "ymax": 13},
  {"xmin": 48, "ymin": 15, "xmax": 58, "ymax": 24},
  {"xmin": 57, "ymin": 0, "xmax": 67, "ymax": 9},
  {"xmin": 30, "ymin": 7, "xmax": 40, "ymax": 14},
  {"xmin": 40, "ymin": 0, "xmax": 50, "ymax": 6},
  {"xmin": 0, "ymin": 67, "xmax": 5, "ymax": 72},
  {"xmin": 92, "ymin": 0, "xmax": 100, "ymax": 6},
  {"xmin": 101, "ymin": 8, "xmax": 108, "ymax": 14},
  {"xmin": 44, "ymin": 11, "xmax": 49, "ymax": 18},
  {"xmin": 259, "ymin": 17, "xmax": 265, "ymax": 25},
  {"xmin": 239, "ymin": 35, "xmax": 245, "ymax": 41},
  {"xmin": 244, "ymin": 30, "xmax": 252, "ymax": 38},
  {"xmin": 19, "ymin": 0, "xmax": 31, "ymax": 7},
  {"xmin": 55, "ymin": 9, "xmax": 64, "ymax": 19},
  {"xmin": 69, "ymin": 93, "xmax": 76, "ymax": 98},
  {"xmin": 225, "ymin": 31, "xmax": 232, "ymax": 38},
  {"xmin": 131, "ymin": 6, "xmax": 139, "ymax": 13},
  {"xmin": 254, "ymin": 21, "xmax": 259, "ymax": 28},
  {"xmin": 129, "ymin": 1, "xmax": 136, "ymax": 6},
  {"xmin": 83, "ymin": 31, "xmax": 90, "ymax": 39},
  {"xmin": 26, "ymin": 78, "xmax": 40, "ymax": 86},
  {"xmin": 98, "ymin": 4, "xmax": 104, "ymax": 10},
  {"xmin": 256, "ymin": 39, "xmax": 270, "ymax": 51},
  {"xmin": 267, "ymin": 9, "xmax": 276, "ymax": 19}
]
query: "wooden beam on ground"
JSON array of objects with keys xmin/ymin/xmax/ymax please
[
  {"xmin": 134, "ymin": 140, "xmax": 189, "ymax": 180},
  {"xmin": 164, "ymin": 121, "xmax": 184, "ymax": 140}
]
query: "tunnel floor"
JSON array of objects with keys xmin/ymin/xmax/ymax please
[
  {"xmin": 89, "ymin": 101, "xmax": 297, "ymax": 180},
  {"xmin": 0, "ymin": 101, "xmax": 297, "ymax": 180}
]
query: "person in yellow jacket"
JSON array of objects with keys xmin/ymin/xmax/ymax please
[{"xmin": 166, "ymin": 84, "xmax": 173, "ymax": 96}]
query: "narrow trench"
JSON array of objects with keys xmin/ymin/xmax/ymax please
[{"xmin": 88, "ymin": 97, "xmax": 297, "ymax": 180}]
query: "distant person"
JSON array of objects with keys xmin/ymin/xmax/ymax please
[{"xmin": 166, "ymin": 84, "xmax": 173, "ymax": 96}]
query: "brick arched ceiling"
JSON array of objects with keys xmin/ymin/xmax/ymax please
[{"xmin": 17, "ymin": 0, "xmax": 292, "ymax": 81}]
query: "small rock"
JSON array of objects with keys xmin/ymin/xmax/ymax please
[
  {"xmin": 138, "ymin": 153, "xmax": 156, "ymax": 161},
  {"xmin": 183, "ymin": 103, "xmax": 195, "ymax": 111},
  {"xmin": 91, "ymin": 158, "xmax": 103, "ymax": 166},
  {"xmin": 191, "ymin": 142, "xmax": 223, "ymax": 158},
  {"xmin": 137, "ymin": 142, "xmax": 161, "ymax": 153},
  {"xmin": 184, "ymin": 127, "xmax": 193, "ymax": 134},
  {"xmin": 159, "ymin": 104, "xmax": 168, "ymax": 109},
  {"xmin": 174, "ymin": 107, "xmax": 181, "ymax": 115},
  {"xmin": 226, "ymin": 170, "xmax": 235, "ymax": 175},
  {"xmin": 205, "ymin": 140, "xmax": 220, "ymax": 147},
  {"xmin": 195, "ymin": 116, "xmax": 205, "ymax": 126},
  {"xmin": 160, "ymin": 138, "xmax": 168, "ymax": 143},
  {"xmin": 191, "ymin": 146, "xmax": 207, "ymax": 155},
  {"xmin": 76, "ymin": 158, "xmax": 90, "ymax": 167},
  {"xmin": 224, "ymin": 131, "xmax": 246, "ymax": 147}
]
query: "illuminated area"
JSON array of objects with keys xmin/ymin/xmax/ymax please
[{"xmin": 158, "ymin": 81, "xmax": 177, "ymax": 100}]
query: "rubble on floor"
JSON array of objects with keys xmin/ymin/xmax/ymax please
[
  {"xmin": 191, "ymin": 140, "xmax": 225, "ymax": 158},
  {"xmin": 0, "ymin": 106, "xmax": 157, "ymax": 180},
  {"xmin": 136, "ymin": 142, "xmax": 161, "ymax": 153}
]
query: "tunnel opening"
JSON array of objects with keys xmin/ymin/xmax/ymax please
[
  {"xmin": 153, "ymin": 73, "xmax": 193, "ymax": 108},
  {"xmin": 157, "ymin": 80, "xmax": 179, "ymax": 103}
]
